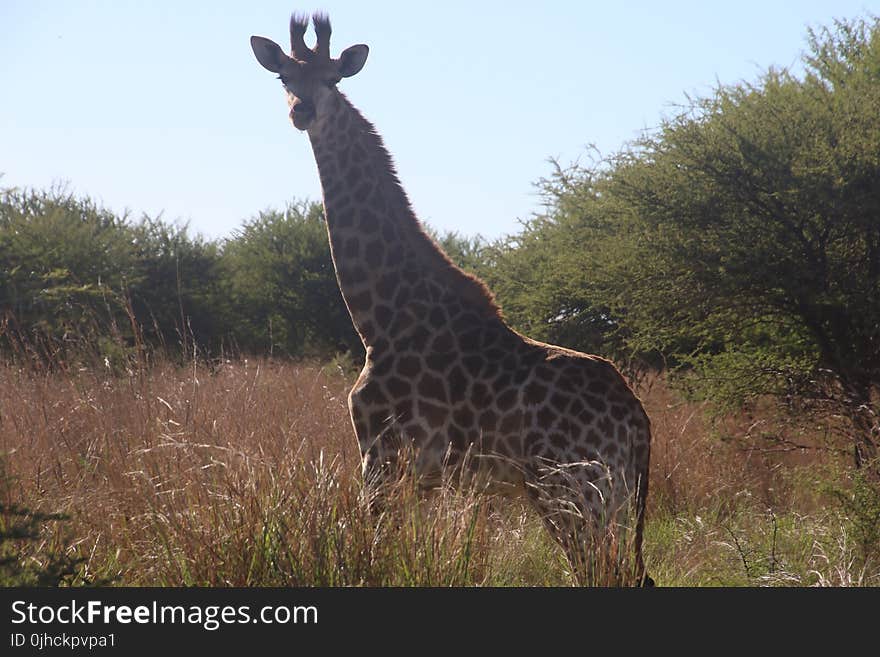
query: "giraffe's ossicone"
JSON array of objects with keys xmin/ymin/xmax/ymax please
[{"xmin": 250, "ymin": 12, "xmax": 653, "ymax": 585}]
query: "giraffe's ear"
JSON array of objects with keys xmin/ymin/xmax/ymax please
[
  {"xmin": 337, "ymin": 44, "xmax": 369, "ymax": 78},
  {"xmin": 251, "ymin": 36, "xmax": 288, "ymax": 73}
]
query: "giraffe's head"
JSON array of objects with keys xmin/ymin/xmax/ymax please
[{"xmin": 251, "ymin": 13, "xmax": 368, "ymax": 131}]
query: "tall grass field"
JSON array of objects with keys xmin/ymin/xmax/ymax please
[{"xmin": 2, "ymin": 357, "xmax": 877, "ymax": 586}]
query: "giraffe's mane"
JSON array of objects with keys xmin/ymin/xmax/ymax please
[
  {"xmin": 338, "ymin": 93, "xmax": 504, "ymax": 321},
  {"xmin": 416, "ymin": 221, "xmax": 504, "ymax": 320}
]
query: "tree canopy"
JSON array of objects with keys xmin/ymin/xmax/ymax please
[{"xmin": 491, "ymin": 17, "xmax": 880, "ymax": 464}]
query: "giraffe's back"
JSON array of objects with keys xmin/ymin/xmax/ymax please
[{"xmin": 350, "ymin": 313, "xmax": 650, "ymax": 505}]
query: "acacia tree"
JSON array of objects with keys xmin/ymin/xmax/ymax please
[
  {"xmin": 0, "ymin": 186, "xmax": 142, "ymax": 364},
  {"xmin": 0, "ymin": 186, "xmax": 230, "ymax": 364},
  {"xmin": 607, "ymin": 17, "xmax": 879, "ymax": 465},
  {"xmin": 129, "ymin": 218, "xmax": 226, "ymax": 356},
  {"xmin": 221, "ymin": 201, "xmax": 361, "ymax": 358},
  {"xmin": 518, "ymin": 17, "xmax": 879, "ymax": 467}
]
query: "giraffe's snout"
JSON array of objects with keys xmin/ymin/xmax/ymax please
[{"xmin": 290, "ymin": 99, "xmax": 316, "ymax": 130}]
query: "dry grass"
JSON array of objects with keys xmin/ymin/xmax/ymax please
[
  {"xmin": 0, "ymin": 359, "xmax": 559, "ymax": 585},
  {"xmin": 638, "ymin": 376, "xmax": 880, "ymax": 586},
  {"xmin": 1, "ymin": 359, "xmax": 877, "ymax": 586}
]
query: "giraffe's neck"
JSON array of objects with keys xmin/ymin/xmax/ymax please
[{"xmin": 306, "ymin": 91, "xmax": 500, "ymax": 352}]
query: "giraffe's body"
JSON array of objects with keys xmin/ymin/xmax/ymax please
[{"xmin": 251, "ymin": 14, "xmax": 652, "ymax": 583}]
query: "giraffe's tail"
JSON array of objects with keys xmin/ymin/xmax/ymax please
[{"xmin": 633, "ymin": 420, "xmax": 653, "ymax": 587}]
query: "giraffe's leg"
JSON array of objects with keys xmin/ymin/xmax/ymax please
[
  {"xmin": 524, "ymin": 459, "xmax": 642, "ymax": 586},
  {"xmin": 358, "ymin": 425, "xmax": 403, "ymax": 518},
  {"xmin": 349, "ymin": 389, "xmax": 392, "ymax": 516},
  {"xmin": 350, "ymin": 402, "xmax": 419, "ymax": 518},
  {"xmin": 348, "ymin": 366, "xmax": 403, "ymax": 514},
  {"xmin": 524, "ymin": 466, "xmax": 599, "ymax": 585}
]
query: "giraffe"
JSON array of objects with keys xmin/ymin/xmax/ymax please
[{"xmin": 250, "ymin": 13, "xmax": 653, "ymax": 585}]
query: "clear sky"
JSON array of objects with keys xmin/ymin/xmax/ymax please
[{"xmin": 2, "ymin": 1, "xmax": 877, "ymax": 241}]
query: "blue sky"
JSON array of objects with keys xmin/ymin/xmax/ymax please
[{"xmin": 2, "ymin": 1, "xmax": 877, "ymax": 241}]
